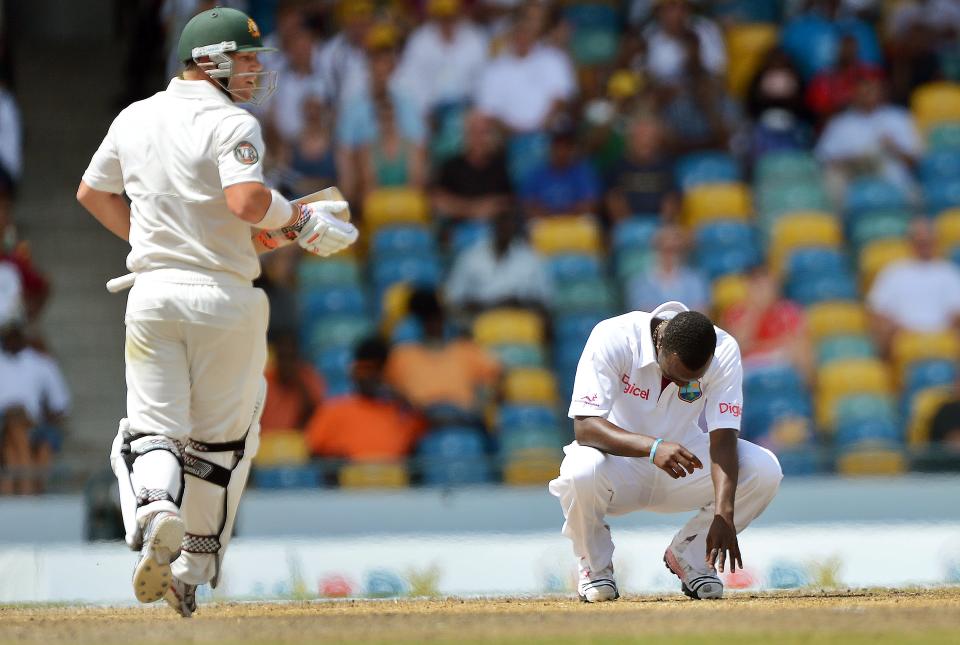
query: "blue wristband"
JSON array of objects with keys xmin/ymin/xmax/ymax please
[{"xmin": 649, "ymin": 438, "xmax": 663, "ymax": 463}]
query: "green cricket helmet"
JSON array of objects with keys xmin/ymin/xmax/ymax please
[{"xmin": 177, "ymin": 7, "xmax": 278, "ymax": 104}]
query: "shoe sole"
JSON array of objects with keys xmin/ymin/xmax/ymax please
[
  {"xmin": 578, "ymin": 580, "xmax": 620, "ymax": 603},
  {"xmin": 133, "ymin": 515, "xmax": 184, "ymax": 603},
  {"xmin": 663, "ymin": 550, "xmax": 723, "ymax": 600}
]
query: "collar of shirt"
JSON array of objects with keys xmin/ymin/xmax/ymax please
[
  {"xmin": 167, "ymin": 77, "xmax": 233, "ymax": 105},
  {"xmin": 638, "ymin": 301, "xmax": 691, "ymax": 368}
]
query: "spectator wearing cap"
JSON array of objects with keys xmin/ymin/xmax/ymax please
[
  {"xmin": 474, "ymin": 3, "xmax": 576, "ymax": 133},
  {"xmin": 394, "ymin": 0, "xmax": 489, "ymax": 119},
  {"xmin": 815, "ymin": 70, "xmax": 922, "ymax": 207},
  {"xmin": 806, "ymin": 34, "xmax": 883, "ymax": 126},
  {"xmin": 445, "ymin": 209, "xmax": 553, "ymax": 315},
  {"xmin": 604, "ymin": 114, "xmax": 679, "ymax": 222},
  {"xmin": 306, "ymin": 337, "xmax": 426, "ymax": 462},
  {"xmin": 867, "ymin": 218, "xmax": 960, "ymax": 356},
  {"xmin": 432, "ymin": 111, "xmax": 513, "ymax": 221},
  {"xmin": 626, "ymin": 224, "xmax": 709, "ymax": 313},
  {"xmin": 642, "ymin": 0, "xmax": 726, "ymax": 87},
  {"xmin": 520, "ymin": 121, "xmax": 601, "ymax": 218}
]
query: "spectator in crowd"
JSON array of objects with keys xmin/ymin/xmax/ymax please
[
  {"xmin": 360, "ymin": 96, "xmax": 427, "ymax": 194},
  {"xmin": 0, "ymin": 404, "xmax": 33, "ymax": 495},
  {"xmin": 385, "ymin": 289, "xmax": 501, "ymax": 418},
  {"xmin": 269, "ymin": 25, "xmax": 327, "ymax": 147},
  {"xmin": 867, "ymin": 218, "xmax": 960, "ymax": 355},
  {"xmin": 254, "ymin": 244, "xmax": 300, "ymax": 338},
  {"xmin": 885, "ymin": 0, "xmax": 960, "ymax": 102},
  {"xmin": 745, "ymin": 47, "xmax": 812, "ymax": 157},
  {"xmin": 0, "ymin": 321, "xmax": 70, "ymax": 494},
  {"xmin": 625, "ymin": 224, "xmax": 710, "ymax": 313},
  {"xmin": 928, "ymin": 393, "xmax": 960, "ymax": 453},
  {"xmin": 285, "ymin": 96, "xmax": 341, "ymax": 196},
  {"xmin": 659, "ymin": 29, "xmax": 742, "ymax": 155},
  {"xmin": 0, "ymin": 245, "xmax": 49, "ymax": 330},
  {"xmin": 520, "ymin": 121, "xmax": 601, "ymax": 218},
  {"xmin": 432, "ymin": 111, "xmax": 513, "ymax": 221},
  {"xmin": 394, "ymin": 0, "xmax": 489, "ymax": 119},
  {"xmin": 806, "ymin": 35, "xmax": 882, "ymax": 126},
  {"xmin": 604, "ymin": 114, "xmax": 679, "ymax": 222},
  {"xmin": 641, "ymin": 0, "xmax": 726, "ymax": 87},
  {"xmin": 445, "ymin": 209, "xmax": 553, "ymax": 314},
  {"xmin": 317, "ymin": 0, "xmax": 375, "ymax": 106},
  {"xmin": 815, "ymin": 70, "xmax": 922, "ymax": 208},
  {"xmin": 306, "ymin": 336, "xmax": 426, "ymax": 461},
  {"xmin": 722, "ymin": 267, "xmax": 814, "ymax": 382},
  {"xmin": 475, "ymin": 2, "xmax": 576, "ymax": 133},
  {"xmin": 0, "ymin": 81, "xmax": 21, "ymax": 247},
  {"xmin": 260, "ymin": 332, "xmax": 326, "ymax": 435}
]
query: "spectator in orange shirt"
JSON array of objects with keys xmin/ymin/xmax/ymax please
[
  {"xmin": 261, "ymin": 332, "xmax": 326, "ymax": 434},
  {"xmin": 306, "ymin": 336, "xmax": 425, "ymax": 461},
  {"xmin": 385, "ymin": 288, "xmax": 501, "ymax": 420}
]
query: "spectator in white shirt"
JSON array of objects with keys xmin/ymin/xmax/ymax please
[
  {"xmin": 626, "ymin": 224, "xmax": 710, "ymax": 314},
  {"xmin": 642, "ymin": 0, "xmax": 726, "ymax": 87},
  {"xmin": 815, "ymin": 71, "xmax": 922, "ymax": 207},
  {"xmin": 269, "ymin": 26, "xmax": 328, "ymax": 146},
  {"xmin": 867, "ymin": 218, "xmax": 960, "ymax": 354},
  {"xmin": 395, "ymin": 0, "xmax": 489, "ymax": 119},
  {"xmin": 445, "ymin": 209, "xmax": 553, "ymax": 314},
  {"xmin": 475, "ymin": 3, "xmax": 576, "ymax": 133},
  {"xmin": 317, "ymin": 0, "xmax": 374, "ymax": 106}
]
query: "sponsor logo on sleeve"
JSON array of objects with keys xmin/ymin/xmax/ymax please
[
  {"xmin": 577, "ymin": 393, "xmax": 601, "ymax": 407},
  {"xmin": 621, "ymin": 374, "xmax": 650, "ymax": 400},
  {"xmin": 234, "ymin": 141, "xmax": 260, "ymax": 165},
  {"xmin": 719, "ymin": 402, "xmax": 742, "ymax": 417}
]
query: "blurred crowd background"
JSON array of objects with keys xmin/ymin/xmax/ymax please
[{"xmin": 3, "ymin": 0, "xmax": 960, "ymax": 498}]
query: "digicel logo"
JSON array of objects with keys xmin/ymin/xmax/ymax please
[
  {"xmin": 719, "ymin": 402, "xmax": 742, "ymax": 417},
  {"xmin": 621, "ymin": 374, "xmax": 650, "ymax": 399}
]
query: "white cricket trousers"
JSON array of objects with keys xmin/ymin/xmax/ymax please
[{"xmin": 548, "ymin": 433, "xmax": 782, "ymax": 575}]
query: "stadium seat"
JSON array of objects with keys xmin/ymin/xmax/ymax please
[
  {"xmin": 503, "ymin": 368, "xmax": 558, "ymax": 404},
  {"xmin": 741, "ymin": 394, "xmax": 812, "ymax": 442},
  {"xmin": 904, "ymin": 360, "xmax": 958, "ymax": 396},
  {"xmin": 928, "ymin": 122, "xmax": 960, "ymax": 150},
  {"xmin": 390, "ymin": 316, "xmax": 423, "ymax": 345},
  {"xmin": 530, "ymin": 215, "xmax": 603, "ymax": 255},
  {"xmin": 859, "ymin": 237, "xmax": 912, "ymax": 289},
  {"xmin": 844, "ymin": 178, "xmax": 910, "ymax": 217},
  {"xmin": 418, "ymin": 427, "xmax": 491, "ymax": 486},
  {"xmin": 371, "ymin": 225, "xmax": 436, "ymax": 257},
  {"xmin": 711, "ymin": 274, "xmax": 749, "ymax": 316},
  {"xmin": 834, "ymin": 393, "xmax": 898, "ymax": 427},
  {"xmin": 911, "ymin": 81, "xmax": 960, "ymax": 133},
  {"xmin": 682, "ymin": 182, "xmax": 752, "ymax": 229},
  {"xmin": 301, "ymin": 285, "xmax": 368, "ymax": 321},
  {"xmin": 918, "ymin": 150, "xmax": 960, "ymax": 184},
  {"xmin": 697, "ymin": 245, "xmax": 763, "ymax": 280},
  {"xmin": 570, "ymin": 27, "xmax": 618, "ymax": 65},
  {"xmin": 555, "ymin": 312, "xmax": 606, "ymax": 352},
  {"xmin": 316, "ymin": 345, "xmax": 352, "ymax": 385},
  {"xmin": 379, "ymin": 282, "xmax": 412, "ymax": 336},
  {"xmin": 890, "ymin": 331, "xmax": 960, "ymax": 380},
  {"xmin": 694, "ymin": 219, "xmax": 756, "ymax": 253},
  {"xmin": 906, "ymin": 386, "xmax": 953, "ymax": 444},
  {"xmin": 816, "ymin": 358, "xmax": 894, "ymax": 429},
  {"xmin": 806, "ymin": 301, "xmax": 868, "ymax": 342},
  {"xmin": 788, "ymin": 272, "xmax": 859, "ymax": 306},
  {"xmin": 507, "ymin": 131, "xmax": 549, "ymax": 186},
  {"xmin": 783, "ymin": 247, "xmax": 847, "ymax": 282},
  {"xmin": 924, "ymin": 178, "xmax": 960, "ymax": 216},
  {"xmin": 725, "ymin": 22, "xmax": 779, "ymax": 96},
  {"xmin": 744, "ymin": 363, "xmax": 806, "ymax": 399},
  {"xmin": 835, "ymin": 416, "xmax": 902, "ymax": 450},
  {"xmin": 615, "ymin": 248, "xmax": 655, "ymax": 282},
  {"xmin": 338, "ymin": 462, "xmax": 410, "ymax": 488},
  {"xmin": 498, "ymin": 404, "xmax": 560, "ymax": 431},
  {"xmin": 756, "ymin": 182, "xmax": 831, "ymax": 222},
  {"xmin": 503, "ymin": 450, "xmax": 561, "ymax": 485},
  {"xmin": 816, "ymin": 335, "xmax": 876, "ymax": 365},
  {"xmin": 612, "ymin": 218, "xmax": 659, "ymax": 257},
  {"xmin": 675, "ymin": 152, "xmax": 741, "ymax": 191},
  {"xmin": 362, "ymin": 188, "xmax": 429, "ymax": 233},
  {"xmin": 769, "ymin": 212, "xmax": 842, "ymax": 274},
  {"xmin": 370, "ymin": 254, "xmax": 442, "ymax": 292},
  {"xmin": 754, "ymin": 150, "xmax": 819, "ymax": 186},
  {"xmin": 548, "ymin": 254, "xmax": 603, "ymax": 282},
  {"xmin": 935, "ymin": 208, "xmax": 960, "ymax": 255},
  {"xmin": 306, "ymin": 315, "xmax": 373, "ymax": 356},
  {"xmin": 849, "ymin": 210, "xmax": 910, "ymax": 252},
  {"xmin": 298, "ymin": 257, "xmax": 360, "ymax": 288},
  {"xmin": 552, "ymin": 278, "xmax": 618, "ymax": 313},
  {"xmin": 448, "ymin": 220, "xmax": 491, "ymax": 257},
  {"xmin": 492, "ymin": 343, "xmax": 547, "ymax": 369},
  {"xmin": 836, "ymin": 447, "xmax": 907, "ymax": 475},
  {"xmin": 500, "ymin": 425, "xmax": 563, "ymax": 457},
  {"xmin": 780, "ymin": 14, "xmax": 842, "ymax": 79},
  {"xmin": 254, "ymin": 430, "xmax": 310, "ymax": 467},
  {"xmin": 473, "ymin": 309, "xmax": 545, "ymax": 346},
  {"xmin": 254, "ymin": 465, "xmax": 321, "ymax": 489}
]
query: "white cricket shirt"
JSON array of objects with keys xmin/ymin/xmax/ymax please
[
  {"xmin": 568, "ymin": 302, "xmax": 743, "ymax": 442},
  {"xmin": 82, "ymin": 78, "xmax": 267, "ymax": 283}
]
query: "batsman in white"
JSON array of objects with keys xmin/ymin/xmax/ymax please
[
  {"xmin": 75, "ymin": 7, "xmax": 357, "ymax": 617},
  {"xmin": 549, "ymin": 302, "xmax": 783, "ymax": 602}
]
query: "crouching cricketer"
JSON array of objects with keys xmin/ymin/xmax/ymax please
[
  {"xmin": 549, "ymin": 302, "xmax": 782, "ymax": 602},
  {"xmin": 76, "ymin": 7, "xmax": 358, "ymax": 617}
]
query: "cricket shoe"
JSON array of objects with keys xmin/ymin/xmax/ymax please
[
  {"xmin": 578, "ymin": 560, "xmax": 619, "ymax": 603},
  {"xmin": 164, "ymin": 576, "xmax": 198, "ymax": 618},
  {"xmin": 132, "ymin": 511, "xmax": 185, "ymax": 603},
  {"xmin": 663, "ymin": 546, "xmax": 723, "ymax": 600}
]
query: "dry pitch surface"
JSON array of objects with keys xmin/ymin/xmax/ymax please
[{"xmin": 2, "ymin": 588, "xmax": 959, "ymax": 645}]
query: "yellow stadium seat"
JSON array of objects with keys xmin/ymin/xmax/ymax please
[
  {"xmin": 254, "ymin": 430, "xmax": 309, "ymax": 467},
  {"xmin": 503, "ymin": 368, "xmax": 558, "ymax": 404},
  {"xmin": 935, "ymin": 208, "xmax": 960, "ymax": 255},
  {"xmin": 890, "ymin": 330, "xmax": 960, "ymax": 379},
  {"xmin": 338, "ymin": 462, "xmax": 409, "ymax": 488},
  {"xmin": 529, "ymin": 215, "xmax": 602, "ymax": 255},
  {"xmin": 911, "ymin": 81, "xmax": 960, "ymax": 133},
  {"xmin": 815, "ymin": 358, "xmax": 894, "ymax": 429},
  {"xmin": 769, "ymin": 211, "xmax": 842, "ymax": 274},
  {"xmin": 379, "ymin": 282, "xmax": 412, "ymax": 336},
  {"xmin": 712, "ymin": 274, "xmax": 750, "ymax": 317},
  {"xmin": 859, "ymin": 238, "xmax": 912, "ymax": 289},
  {"xmin": 837, "ymin": 448, "xmax": 907, "ymax": 476},
  {"xmin": 725, "ymin": 23, "xmax": 779, "ymax": 98},
  {"xmin": 473, "ymin": 308, "xmax": 545, "ymax": 346},
  {"xmin": 806, "ymin": 301, "xmax": 868, "ymax": 342},
  {"xmin": 362, "ymin": 188, "xmax": 429, "ymax": 233},
  {"xmin": 682, "ymin": 183, "xmax": 752, "ymax": 229},
  {"xmin": 503, "ymin": 451, "xmax": 560, "ymax": 485},
  {"xmin": 907, "ymin": 386, "xmax": 953, "ymax": 445}
]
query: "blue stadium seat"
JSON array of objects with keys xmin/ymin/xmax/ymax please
[
  {"xmin": 612, "ymin": 218, "xmax": 659, "ymax": 257},
  {"xmin": 552, "ymin": 278, "xmax": 618, "ymax": 313},
  {"xmin": 298, "ymin": 259, "xmax": 360, "ymax": 288},
  {"xmin": 563, "ymin": 3, "xmax": 618, "ymax": 29},
  {"xmin": 694, "ymin": 220, "xmax": 756, "ymax": 252},
  {"xmin": 555, "ymin": 313, "xmax": 606, "ymax": 349},
  {"xmin": 499, "ymin": 404, "xmax": 560, "ymax": 430},
  {"xmin": 390, "ymin": 316, "xmax": 424, "ymax": 345},
  {"xmin": 845, "ymin": 178, "xmax": 910, "ymax": 216},
  {"xmin": 304, "ymin": 315, "xmax": 373, "ymax": 357},
  {"xmin": 904, "ymin": 359, "xmax": 958, "ymax": 395},
  {"xmin": 741, "ymin": 395, "xmax": 812, "ymax": 442},
  {"xmin": 507, "ymin": 131, "xmax": 549, "ymax": 186},
  {"xmin": 755, "ymin": 150, "xmax": 820, "ymax": 185},
  {"xmin": 834, "ymin": 393, "xmax": 898, "ymax": 427},
  {"xmin": 787, "ymin": 273, "xmax": 859, "ymax": 306},
  {"xmin": 697, "ymin": 246, "xmax": 763, "ymax": 280},
  {"xmin": 316, "ymin": 345, "xmax": 352, "ymax": 383},
  {"xmin": 325, "ymin": 378, "xmax": 353, "ymax": 397},
  {"xmin": 784, "ymin": 247, "xmax": 847, "ymax": 279},
  {"xmin": 744, "ymin": 364, "xmax": 806, "ymax": 398},
  {"xmin": 780, "ymin": 15, "xmax": 840, "ymax": 79},
  {"xmin": 500, "ymin": 425, "xmax": 562, "ymax": 456},
  {"xmin": 449, "ymin": 220, "xmax": 491, "ymax": 257},
  {"xmin": 835, "ymin": 417, "xmax": 903, "ymax": 449},
  {"xmin": 254, "ymin": 466, "xmax": 321, "ymax": 489},
  {"xmin": 775, "ymin": 448, "xmax": 821, "ymax": 476},
  {"xmin": 301, "ymin": 285, "xmax": 367, "ymax": 321},
  {"xmin": 919, "ymin": 150, "xmax": 960, "ymax": 184},
  {"xmin": 924, "ymin": 179, "xmax": 960, "ymax": 216},
  {"xmin": 817, "ymin": 335, "xmax": 876, "ymax": 365},
  {"xmin": 676, "ymin": 152, "xmax": 741, "ymax": 191},
  {"xmin": 418, "ymin": 427, "xmax": 492, "ymax": 485},
  {"xmin": 371, "ymin": 225, "xmax": 436, "ymax": 257},
  {"xmin": 370, "ymin": 254, "xmax": 442, "ymax": 291},
  {"xmin": 711, "ymin": 0, "xmax": 781, "ymax": 23},
  {"xmin": 548, "ymin": 254, "xmax": 603, "ymax": 282}
]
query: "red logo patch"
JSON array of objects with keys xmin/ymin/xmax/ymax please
[
  {"xmin": 719, "ymin": 402, "xmax": 742, "ymax": 417},
  {"xmin": 621, "ymin": 374, "xmax": 650, "ymax": 400}
]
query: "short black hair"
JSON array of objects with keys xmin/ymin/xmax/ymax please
[
  {"xmin": 408, "ymin": 287, "xmax": 443, "ymax": 322},
  {"xmin": 661, "ymin": 311, "xmax": 717, "ymax": 370},
  {"xmin": 354, "ymin": 336, "xmax": 389, "ymax": 364}
]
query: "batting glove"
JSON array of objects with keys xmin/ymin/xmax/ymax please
[{"xmin": 270, "ymin": 200, "xmax": 358, "ymax": 257}]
